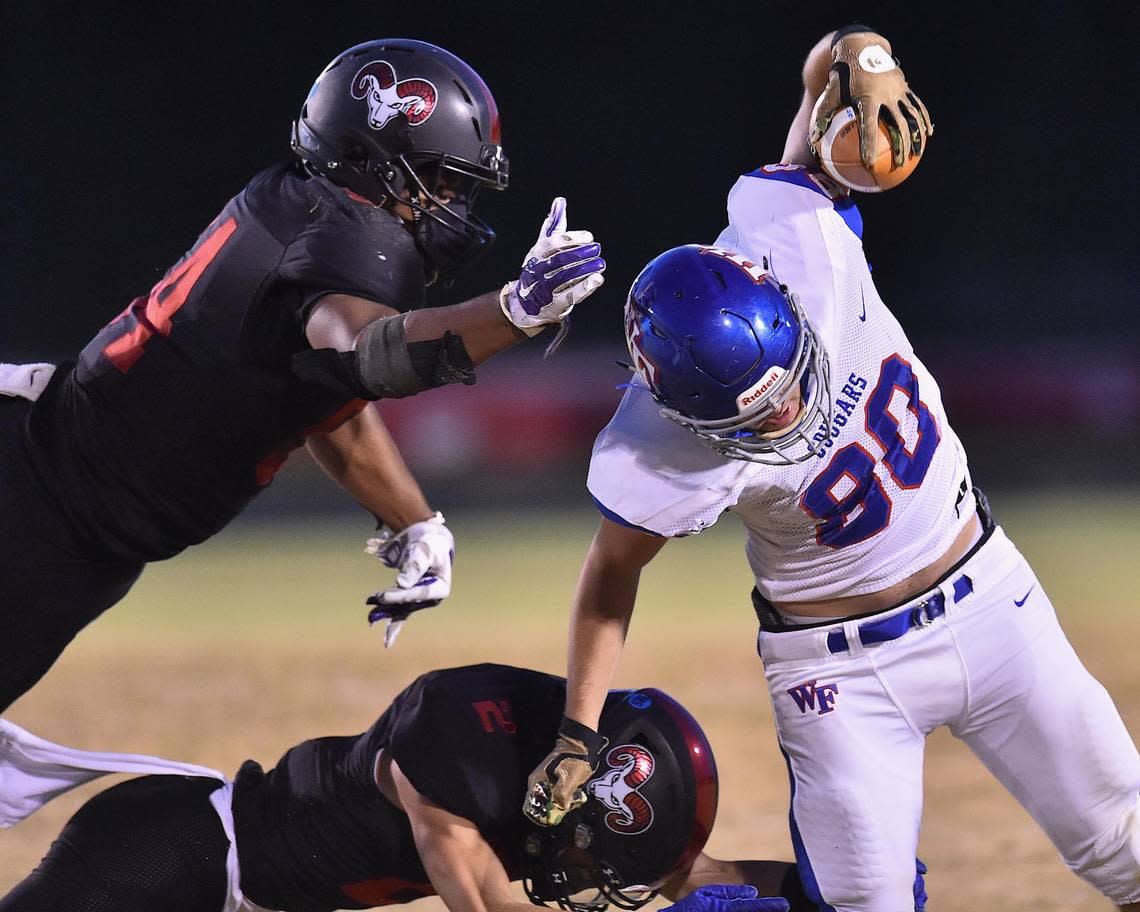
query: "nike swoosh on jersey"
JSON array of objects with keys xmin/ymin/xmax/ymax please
[
  {"xmin": 859, "ymin": 289, "xmax": 867, "ymax": 322},
  {"xmin": 1014, "ymin": 585, "xmax": 1036, "ymax": 606}
]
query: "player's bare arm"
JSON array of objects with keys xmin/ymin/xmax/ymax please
[
  {"xmin": 781, "ymin": 31, "xmax": 837, "ymax": 167},
  {"xmin": 386, "ymin": 755, "xmax": 553, "ymax": 912},
  {"xmin": 304, "ymin": 296, "xmax": 452, "ymax": 636},
  {"xmin": 305, "ymin": 404, "xmax": 433, "ymax": 530},
  {"xmin": 310, "ymin": 195, "xmax": 604, "ymax": 374},
  {"xmin": 303, "ymin": 195, "xmax": 605, "ymax": 641},
  {"xmin": 524, "ymin": 518, "xmax": 666, "ymax": 826},
  {"xmin": 663, "ymin": 853, "xmax": 796, "ymax": 901},
  {"xmin": 565, "ymin": 519, "xmax": 668, "ymax": 728},
  {"xmin": 308, "ymin": 289, "xmax": 524, "ymax": 367}
]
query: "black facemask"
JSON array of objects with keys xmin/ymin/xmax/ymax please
[{"xmin": 412, "ymin": 199, "xmax": 496, "ymax": 284}]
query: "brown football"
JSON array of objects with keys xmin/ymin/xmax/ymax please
[{"xmin": 812, "ymin": 104, "xmax": 924, "ymax": 193}]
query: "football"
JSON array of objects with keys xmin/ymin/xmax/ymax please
[{"xmin": 811, "ymin": 100, "xmax": 925, "ymax": 193}]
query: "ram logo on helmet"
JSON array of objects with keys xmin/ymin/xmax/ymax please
[
  {"xmin": 351, "ymin": 61, "xmax": 438, "ymax": 130},
  {"xmin": 587, "ymin": 743, "xmax": 655, "ymax": 835}
]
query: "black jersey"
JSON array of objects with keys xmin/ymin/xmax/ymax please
[
  {"xmin": 232, "ymin": 664, "xmax": 566, "ymax": 912},
  {"xmin": 24, "ymin": 162, "xmax": 426, "ymax": 561}
]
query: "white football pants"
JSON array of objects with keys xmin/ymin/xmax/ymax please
[{"xmin": 759, "ymin": 526, "xmax": 1140, "ymax": 911}]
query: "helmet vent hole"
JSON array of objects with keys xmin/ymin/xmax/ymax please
[
  {"xmin": 711, "ymin": 269, "xmax": 727, "ymax": 291},
  {"xmin": 453, "ymin": 79, "xmax": 473, "ymax": 105},
  {"xmin": 471, "ymin": 117, "xmax": 483, "ymax": 141},
  {"xmin": 649, "ymin": 324, "xmax": 668, "ymax": 341}
]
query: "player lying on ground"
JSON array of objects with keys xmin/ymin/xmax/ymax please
[
  {"xmin": 0, "ymin": 663, "xmax": 885, "ymax": 912},
  {"xmin": 0, "ymin": 39, "xmax": 607, "ymax": 713},
  {"xmin": 524, "ymin": 24, "xmax": 1140, "ymax": 912}
]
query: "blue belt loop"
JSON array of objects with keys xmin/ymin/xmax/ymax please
[{"xmin": 952, "ymin": 574, "xmax": 973, "ymax": 603}]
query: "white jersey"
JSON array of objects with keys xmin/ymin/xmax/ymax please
[{"xmin": 588, "ymin": 165, "xmax": 976, "ymax": 602}]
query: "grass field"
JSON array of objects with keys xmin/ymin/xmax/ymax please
[{"xmin": 3, "ymin": 490, "xmax": 1138, "ymax": 911}]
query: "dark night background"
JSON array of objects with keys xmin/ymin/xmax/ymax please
[{"xmin": 3, "ymin": 1, "xmax": 1137, "ymax": 492}]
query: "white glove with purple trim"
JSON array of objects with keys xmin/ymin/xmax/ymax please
[
  {"xmin": 499, "ymin": 197, "xmax": 606, "ymax": 337},
  {"xmin": 365, "ymin": 512, "xmax": 454, "ymax": 648}
]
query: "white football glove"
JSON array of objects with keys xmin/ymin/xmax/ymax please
[
  {"xmin": 500, "ymin": 197, "xmax": 606, "ymax": 337},
  {"xmin": 365, "ymin": 511, "xmax": 454, "ymax": 648}
]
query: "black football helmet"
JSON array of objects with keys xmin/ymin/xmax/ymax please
[
  {"xmin": 292, "ymin": 39, "xmax": 509, "ymax": 278},
  {"xmin": 523, "ymin": 688, "xmax": 719, "ymax": 912}
]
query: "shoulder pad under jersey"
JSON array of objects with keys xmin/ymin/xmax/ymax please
[{"xmin": 743, "ymin": 164, "xmax": 862, "ymax": 239}]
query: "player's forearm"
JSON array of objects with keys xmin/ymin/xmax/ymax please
[
  {"xmin": 564, "ymin": 556, "xmax": 641, "ymax": 729},
  {"xmin": 484, "ymin": 901, "xmax": 547, "ymax": 912},
  {"xmin": 306, "ymin": 404, "xmax": 433, "ymax": 530},
  {"xmin": 781, "ymin": 31, "xmax": 837, "ymax": 166},
  {"xmin": 803, "ymin": 31, "xmax": 838, "ymax": 99},
  {"xmin": 662, "ymin": 854, "xmax": 797, "ymax": 901},
  {"xmin": 402, "ymin": 289, "xmax": 525, "ymax": 366}
]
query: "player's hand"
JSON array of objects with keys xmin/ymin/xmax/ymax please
[
  {"xmin": 810, "ymin": 28, "xmax": 933, "ymax": 169},
  {"xmin": 664, "ymin": 885, "xmax": 790, "ymax": 912},
  {"xmin": 523, "ymin": 716, "xmax": 607, "ymax": 826},
  {"xmin": 365, "ymin": 511, "xmax": 454, "ymax": 648},
  {"xmin": 500, "ymin": 197, "xmax": 606, "ymax": 337}
]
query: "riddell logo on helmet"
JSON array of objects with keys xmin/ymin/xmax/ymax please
[
  {"xmin": 351, "ymin": 61, "xmax": 438, "ymax": 130},
  {"xmin": 587, "ymin": 743, "xmax": 655, "ymax": 835},
  {"xmin": 736, "ymin": 367, "xmax": 786, "ymax": 411}
]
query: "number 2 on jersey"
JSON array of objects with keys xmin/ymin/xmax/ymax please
[{"xmin": 800, "ymin": 354, "xmax": 940, "ymax": 548}]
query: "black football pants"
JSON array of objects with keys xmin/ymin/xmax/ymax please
[
  {"xmin": 0, "ymin": 775, "xmax": 228, "ymax": 911},
  {"xmin": 0, "ymin": 396, "xmax": 144, "ymax": 712}
]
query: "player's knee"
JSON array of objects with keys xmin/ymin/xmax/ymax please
[
  {"xmin": 810, "ymin": 867, "xmax": 917, "ymax": 912},
  {"xmin": 1065, "ymin": 794, "xmax": 1140, "ymax": 906}
]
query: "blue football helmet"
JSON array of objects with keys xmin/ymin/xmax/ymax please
[{"xmin": 624, "ymin": 244, "xmax": 832, "ymax": 464}]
